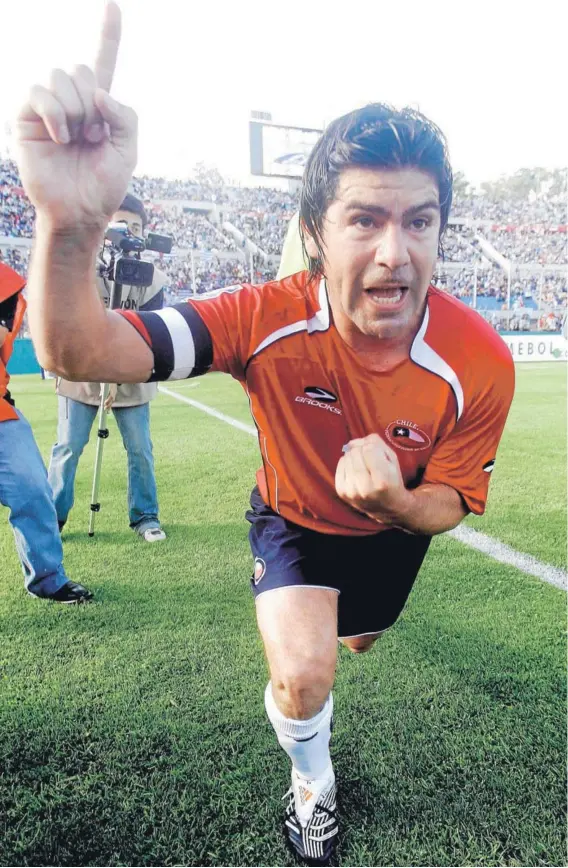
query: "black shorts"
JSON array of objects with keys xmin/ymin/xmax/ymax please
[{"xmin": 245, "ymin": 487, "xmax": 431, "ymax": 638}]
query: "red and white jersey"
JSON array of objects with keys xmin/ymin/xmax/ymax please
[{"xmin": 120, "ymin": 272, "xmax": 515, "ymax": 535}]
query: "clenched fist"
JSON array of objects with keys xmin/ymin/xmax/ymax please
[
  {"xmin": 335, "ymin": 432, "xmax": 412, "ymax": 525},
  {"xmin": 14, "ymin": 2, "xmax": 137, "ymax": 232}
]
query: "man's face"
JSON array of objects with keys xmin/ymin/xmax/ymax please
[
  {"xmin": 112, "ymin": 208, "xmax": 144, "ymax": 238},
  {"xmin": 305, "ymin": 166, "xmax": 441, "ymax": 343}
]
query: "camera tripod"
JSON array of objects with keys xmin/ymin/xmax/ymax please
[{"xmin": 88, "ymin": 279, "xmax": 123, "ymax": 536}]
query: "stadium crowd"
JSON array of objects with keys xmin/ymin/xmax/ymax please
[
  {"xmin": 0, "ymin": 245, "xmax": 30, "ymax": 276},
  {"xmin": 433, "ymin": 268, "xmax": 565, "ymax": 329},
  {"xmin": 1, "ymin": 157, "xmax": 566, "ymax": 324},
  {"xmin": 158, "ymin": 255, "xmax": 275, "ymax": 302},
  {"xmin": 223, "ymin": 186, "xmax": 297, "ymax": 254},
  {"xmin": 0, "ymin": 190, "xmax": 35, "ymax": 237},
  {"xmin": 146, "ymin": 205, "xmax": 238, "ymax": 252},
  {"xmin": 132, "ymin": 174, "xmax": 297, "ymax": 255},
  {"xmin": 441, "ymin": 228, "xmax": 483, "ymax": 263},
  {"xmin": 486, "ymin": 228, "xmax": 566, "ymax": 266},
  {"xmin": 131, "ymin": 174, "xmax": 229, "ymax": 204},
  {"xmin": 451, "ymin": 193, "xmax": 565, "ymax": 225}
]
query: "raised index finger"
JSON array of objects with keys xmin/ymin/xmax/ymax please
[{"xmin": 94, "ymin": 1, "xmax": 121, "ymax": 92}]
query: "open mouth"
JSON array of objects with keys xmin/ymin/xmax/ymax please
[{"xmin": 365, "ymin": 285, "xmax": 409, "ymax": 307}]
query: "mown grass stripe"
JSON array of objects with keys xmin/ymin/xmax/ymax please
[{"xmin": 160, "ymin": 384, "xmax": 566, "ymax": 590}]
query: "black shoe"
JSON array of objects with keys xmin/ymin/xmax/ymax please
[
  {"xmin": 284, "ymin": 769, "xmax": 338, "ymax": 865},
  {"xmin": 29, "ymin": 580, "xmax": 93, "ymax": 604},
  {"xmin": 58, "ymin": 520, "xmax": 66, "ymax": 532}
]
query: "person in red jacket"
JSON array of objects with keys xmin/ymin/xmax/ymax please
[{"xmin": 0, "ymin": 262, "xmax": 92, "ymax": 603}]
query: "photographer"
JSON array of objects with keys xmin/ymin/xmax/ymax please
[
  {"xmin": 0, "ymin": 262, "xmax": 92, "ymax": 602},
  {"xmin": 47, "ymin": 194, "xmax": 167, "ymax": 542}
]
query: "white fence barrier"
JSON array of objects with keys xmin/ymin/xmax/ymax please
[{"xmin": 501, "ymin": 334, "xmax": 567, "ymax": 362}]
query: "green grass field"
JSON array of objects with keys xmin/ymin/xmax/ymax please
[{"xmin": 0, "ymin": 365, "xmax": 566, "ymax": 867}]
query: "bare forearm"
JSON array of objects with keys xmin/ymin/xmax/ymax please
[
  {"xmin": 371, "ymin": 483, "xmax": 467, "ymax": 535},
  {"xmin": 27, "ymin": 219, "xmax": 154, "ymax": 383},
  {"xmin": 28, "ymin": 220, "xmax": 109, "ymax": 379},
  {"xmin": 0, "ymin": 326, "xmax": 8, "ymax": 348}
]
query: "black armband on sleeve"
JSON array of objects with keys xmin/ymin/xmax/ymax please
[{"xmin": 121, "ymin": 303, "xmax": 214, "ymax": 382}]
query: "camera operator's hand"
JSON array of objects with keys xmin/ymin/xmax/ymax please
[
  {"xmin": 103, "ymin": 383, "xmax": 118, "ymax": 411},
  {"xmin": 14, "ymin": 2, "xmax": 136, "ymax": 233}
]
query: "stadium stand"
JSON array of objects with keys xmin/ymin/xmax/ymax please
[{"xmin": 1, "ymin": 157, "xmax": 565, "ymax": 330}]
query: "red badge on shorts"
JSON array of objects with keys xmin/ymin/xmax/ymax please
[{"xmin": 385, "ymin": 420, "xmax": 431, "ymax": 452}]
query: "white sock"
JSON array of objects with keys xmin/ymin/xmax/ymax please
[{"xmin": 264, "ymin": 681, "xmax": 333, "ymax": 780}]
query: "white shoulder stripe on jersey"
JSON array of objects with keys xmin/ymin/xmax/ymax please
[
  {"xmin": 191, "ymin": 284, "xmax": 243, "ymax": 301},
  {"xmin": 251, "ymin": 278, "xmax": 330, "ymax": 358},
  {"xmin": 154, "ymin": 307, "xmax": 196, "ymax": 380},
  {"xmin": 410, "ymin": 304, "xmax": 465, "ymax": 421}
]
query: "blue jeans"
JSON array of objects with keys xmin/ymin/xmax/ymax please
[
  {"xmin": 48, "ymin": 397, "xmax": 160, "ymax": 531},
  {"xmin": 0, "ymin": 409, "xmax": 68, "ymax": 596}
]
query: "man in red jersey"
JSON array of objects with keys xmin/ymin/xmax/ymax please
[{"xmin": 15, "ymin": 4, "xmax": 514, "ymax": 862}]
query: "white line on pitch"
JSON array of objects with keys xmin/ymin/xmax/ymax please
[
  {"xmin": 159, "ymin": 385, "xmax": 567, "ymax": 590},
  {"xmin": 448, "ymin": 526, "xmax": 566, "ymax": 590},
  {"xmin": 158, "ymin": 385, "xmax": 257, "ymax": 436}
]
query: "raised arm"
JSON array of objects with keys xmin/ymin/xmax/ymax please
[{"xmin": 14, "ymin": 2, "xmax": 152, "ymax": 383}]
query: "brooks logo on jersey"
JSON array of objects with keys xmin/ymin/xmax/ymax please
[
  {"xmin": 304, "ymin": 386, "xmax": 338, "ymax": 403},
  {"xmin": 295, "ymin": 396, "xmax": 342, "ymax": 415}
]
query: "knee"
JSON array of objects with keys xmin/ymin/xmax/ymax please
[
  {"xmin": 53, "ymin": 429, "xmax": 88, "ymax": 457},
  {"xmin": 123, "ymin": 431, "xmax": 151, "ymax": 457},
  {"xmin": 5, "ymin": 471, "xmax": 53, "ymax": 515},
  {"xmin": 56, "ymin": 440, "xmax": 86, "ymax": 459},
  {"xmin": 341, "ymin": 632, "xmax": 384, "ymax": 654},
  {"xmin": 271, "ymin": 656, "xmax": 334, "ymax": 719}
]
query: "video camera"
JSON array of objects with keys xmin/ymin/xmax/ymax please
[{"xmin": 100, "ymin": 222, "xmax": 173, "ymax": 290}]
